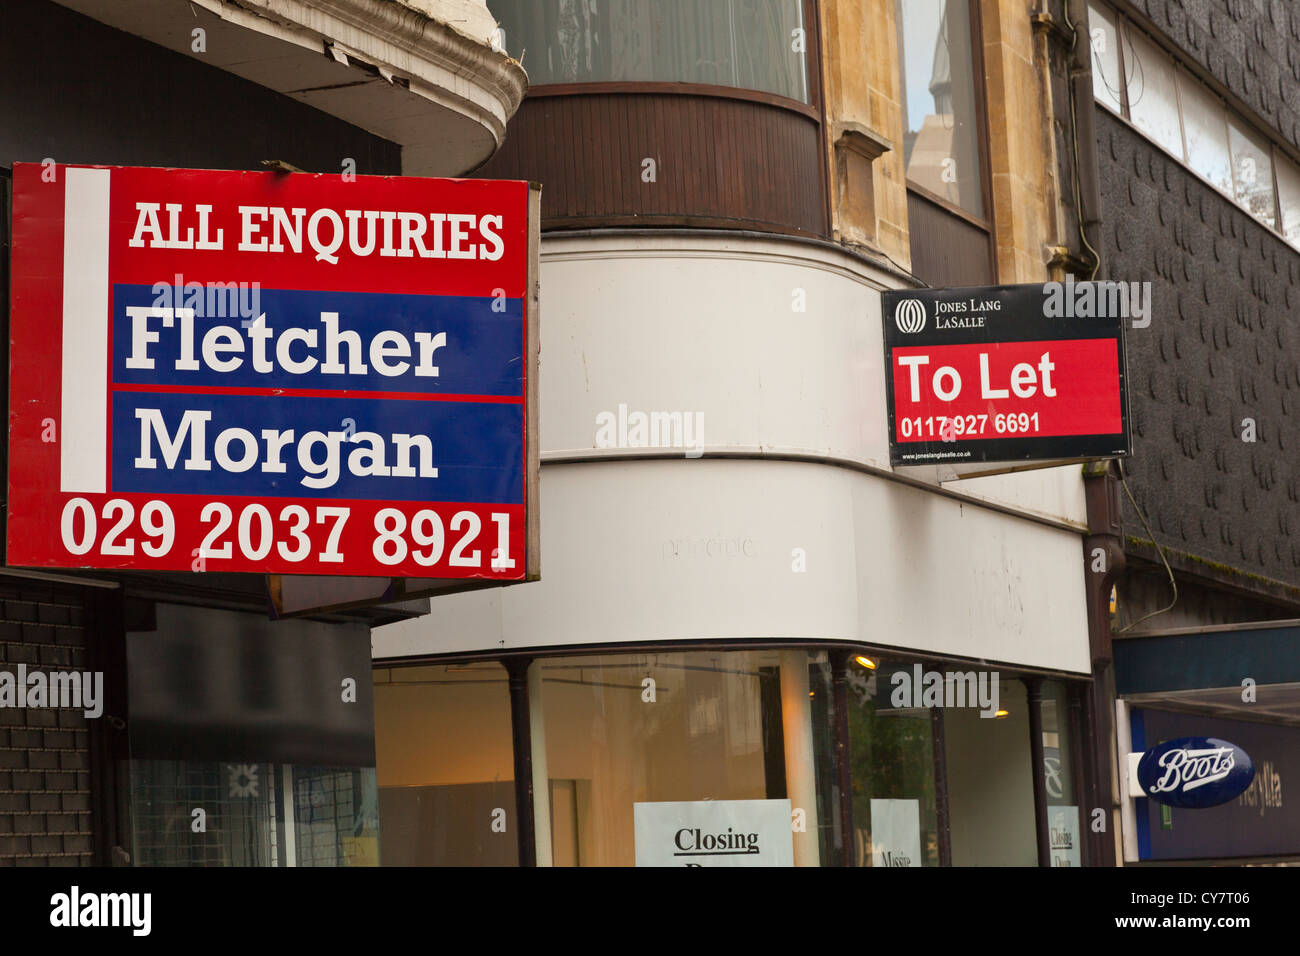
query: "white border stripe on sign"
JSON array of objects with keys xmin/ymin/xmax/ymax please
[{"xmin": 60, "ymin": 167, "xmax": 110, "ymax": 494}]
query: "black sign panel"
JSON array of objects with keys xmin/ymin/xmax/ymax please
[{"xmin": 882, "ymin": 280, "xmax": 1133, "ymax": 467}]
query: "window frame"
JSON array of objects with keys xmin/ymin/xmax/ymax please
[
  {"xmin": 499, "ymin": 0, "xmax": 822, "ymax": 117},
  {"xmin": 1092, "ymin": 4, "xmax": 1300, "ymax": 247},
  {"xmin": 897, "ymin": 0, "xmax": 997, "ymax": 278},
  {"xmin": 373, "ymin": 640, "xmax": 1091, "ymax": 867}
]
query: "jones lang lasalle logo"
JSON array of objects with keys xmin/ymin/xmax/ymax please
[{"xmin": 894, "ymin": 298, "xmax": 927, "ymax": 334}]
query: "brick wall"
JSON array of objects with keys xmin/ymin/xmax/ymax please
[{"xmin": 0, "ymin": 579, "xmax": 94, "ymax": 866}]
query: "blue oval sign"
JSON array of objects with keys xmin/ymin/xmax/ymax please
[{"xmin": 1136, "ymin": 737, "xmax": 1254, "ymax": 808}]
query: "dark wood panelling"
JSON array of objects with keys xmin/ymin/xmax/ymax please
[
  {"xmin": 906, "ymin": 190, "xmax": 995, "ymax": 288},
  {"xmin": 476, "ymin": 92, "xmax": 827, "ymax": 237}
]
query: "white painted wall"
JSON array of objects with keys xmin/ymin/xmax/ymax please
[{"xmin": 374, "ymin": 234, "xmax": 1092, "ymax": 673}]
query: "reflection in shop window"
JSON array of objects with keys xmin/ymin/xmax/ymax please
[
  {"xmin": 896, "ymin": 0, "xmax": 985, "ymax": 217},
  {"xmin": 945, "ymin": 678, "xmax": 1038, "ymax": 866},
  {"xmin": 127, "ymin": 760, "xmax": 378, "ymax": 866},
  {"xmin": 372, "ymin": 663, "xmax": 518, "ymax": 866},
  {"xmin": 538, "ymin": 650, "xmax": 835, "ymax": 866},
  {"xmin": 845, "ymin": 660, "xmax": 940, "ymax": 867},
  {"xmin": 487, "ymin": 0, "xmax": 809, "ymax": 102},
  {"xmin": 1039, "ymin": 680, "xmax": 1082, "ymax": 867}
]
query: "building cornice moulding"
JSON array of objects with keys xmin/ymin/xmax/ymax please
[
  {"xmin": 193, "ymin": 0, "xmax": 526, "ymax": 143},
  {"xmin": 54, "ymin": 0, "xmax": 527, "ymax": 173}
]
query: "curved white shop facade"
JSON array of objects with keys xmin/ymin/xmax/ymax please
[
  {"xmin": 374, "ymin": 232, "xmax": 1091, "ymax": 672},
  {"xmin": 372, "ymin": 232, "xmax": 1095, "ymax": 868}
]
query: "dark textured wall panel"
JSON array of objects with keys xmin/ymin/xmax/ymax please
[
  {"xmin": 1097, "ymin": 108, "xmax": 1300, "ymax": 592},
  {"xmin": 906, "ymin": 190, "xmax": 995, "ymax": 288},
  {"xmin": 477, "ymin": 93, "xmax": 827, "ymax": 237}
]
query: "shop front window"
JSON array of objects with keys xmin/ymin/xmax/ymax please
[
  {"xmin": 944, "ymin": 676, "xmax": 1038, "ymax": 865},
  {"xmin": 487, "ymin": 0, "xmax": 810, "ymax": 102},
  {"xmin": 123, "ymin": 603, "xmax": 379, "ymax": 867},
  {"xmin": 845, "ymin": 658, "xmax": 941, "ymax": 867},
  {"xmin": 370, "ymin": 650, "xmax": 1087, "ymax": 867},
  {"xmin": 128, "ymin": 761, "xmax": 377, "ymax": 866},
  {"xmin": 372, "ymin": 662, "xmax": 518, "ymax": 866},
  {"xmin": 1039, "ymin": 679, "xmax": 1082, "ymax": 866},
  {"xmin": 536, "ymin": 649, "xmax": 835, "ymax": 866}
]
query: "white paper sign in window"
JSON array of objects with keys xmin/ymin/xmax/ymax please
[
  {"xmin": 633, "ymin": 799, "xmax": 793, "ymax": 867},
  {"xmin": 1049, "ymin": 805, "xmax": 1082, "ymax": 867},
  {"xmin": 870, "ymin": 798, "xmax": 922, "ymax": 867}
]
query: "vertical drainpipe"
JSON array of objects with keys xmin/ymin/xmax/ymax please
[
  {"xmin": 1067, "ymin": 0, "xmax": 1104, "ymax": 279},
  {"xmin": 1068, "ymin": 0, "xmax": 1121, "ymax": 867},
  {"xmin": 1083, "ymin": 461, "xmax": 1124, "ymax": 868},
  {"xmin": 504, "ymin": 657, "xmax": 537, "ymax": 866}
]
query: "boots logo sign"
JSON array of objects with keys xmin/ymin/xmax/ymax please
[
  {"xmin": 893, "ymin": 298, "xmax": 927, "ymax": 334},
  {"xmin": 1136, "ymin": 737, "xmax": 1255, "ymax": 809},
  {"xmin": 8, "ymin": 163, "xmax": 539, "ymax": 580}
]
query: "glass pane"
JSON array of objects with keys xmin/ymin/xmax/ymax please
[
  {"xmin": 487, "ymin": 0, "xmax": 809, "ymax": 102},
  {"xmin": 372, "ymin": 662, "xmax": 518, "ymax": 865},
  {"xmin": 126, "ymin": 760, "xmax": 377, "ymax": 866},
  {"xmin": 896, "ymin": 0, "xmax": 985, "ymax": 217},
  {"xmin": 538, "ymin": 649, "xmax": 835, "ymax": 866},
  {"xmin": 1228, "ymin": 119, "xmax": 1277, "ymax": 228},
  {"xmin": 1275, "ymin": 154, "xmax": 1300, "ymax": 247},
  {"xmin": 1087, "ymin": 2, "xmax": 1124, "ymax": 114},
  {"xmin": 846, "ymin": 659, "xmax": 940, "ymax": 867},
  {"xmin": 291, "ymin": 768, "xmax": 380, "ymax": 867},
  {"xmin": 1178, "ymin": 71, "xmax": 1232, "ymax": 195},
  {"xmin": 1124, "ymin": 29, "xmax": 1184, "ymax": 159},
  {"xmin": 1039, "ymin": 680, "xmax": 1082, "ymax": 867},
  {"xmin": 944, "ymin": 677, "xmax": 1038, "ymax": 865}
]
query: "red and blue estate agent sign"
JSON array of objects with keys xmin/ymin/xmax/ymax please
[{"xmin": 8, "ymin": 163, "xmax": 538, "ymax": 579}]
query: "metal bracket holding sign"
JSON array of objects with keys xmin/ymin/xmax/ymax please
[
  {"xmin": 882, "ymin": 281, "xmax": 1131, "ymax": 478},
  {"xmin": 8, "ymin": 164, "xmax": 538, "ymax": 592}
]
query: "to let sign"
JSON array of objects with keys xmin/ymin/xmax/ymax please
[
  {"xmin": 8, "ymin": 163, "xmax": 538, "ymax": 579},
  {"xmin": 882, "ymin": 281, "xmax": 1131, "ymax": 470}
]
